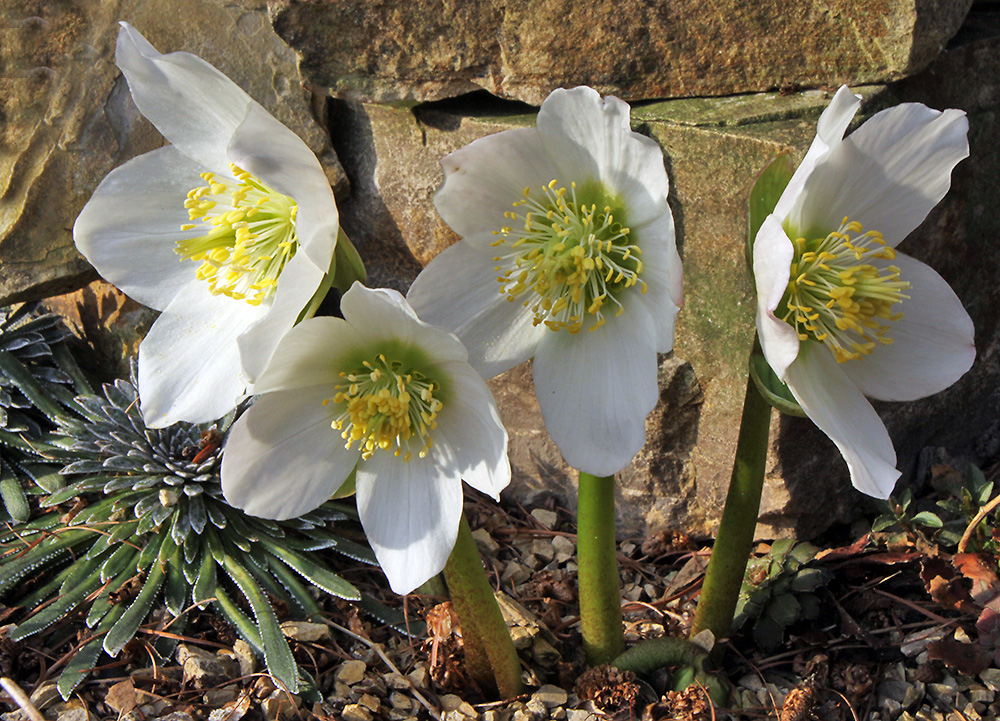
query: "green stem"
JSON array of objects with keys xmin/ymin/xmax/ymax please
[
  {"xmin": 577, "ymin": 471, "xmax": 625, "ymax": 665},
  {"xmin": 443, "ymin": 515, "xmax": 523, "ymax": 699},
  {"xmin": 690, "ymin": 369, "xmax": 772, "ymax": 642}
]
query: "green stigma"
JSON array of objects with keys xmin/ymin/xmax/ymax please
[
  {"xmin": 491, "ymin": 180, "xmax": 645, "ymax": 334},
  {"xmin": 783, "ymin": 217, "xmax": 909, "ymax": 363},
  {"xmin": 176, "ymin": 163, "xmax": 298, "ymax": 306}
]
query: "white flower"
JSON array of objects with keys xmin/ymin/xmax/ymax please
[
  {"xmin": 753, "ymin": 86, "xmax": 975, "ymax": 498},
  {"xmin": 407, "ymin": 87, "xmax": 682, "ymax": 477},
  {"xmin": 73, "ymin": 24, "xmax": 339, "ymax": 428},
  {"xmin": 221, "ymin": 283, "xmax": 510, "ymax": 594}
]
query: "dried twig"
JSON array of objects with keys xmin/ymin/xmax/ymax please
[
  {"xmin": 958, "ymin": 493, "xmax": 1000, "ymax": 553},
  {"xmin": 1, "ymin": 677, "xmax": 46, "ymax": 721}
]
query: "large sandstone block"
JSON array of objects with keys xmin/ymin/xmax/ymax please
[
  {"xmin": 0, "ymin": 0, "xmax": 345, "ymax": 305},
  {"xmin": 270, "ymin": 0, "xmax": 972, "ymax": 105},
  {"xmin": 330, "ymin": 24, "xmax": 1000, "ymax": 538}
]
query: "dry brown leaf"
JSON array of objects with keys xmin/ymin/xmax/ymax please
[
  {"xmin": 104, "ymin": 679, "xmax": 138, "ymax": 716},
  {"xmin": 926, "ymin": 638, "xmax": 991, "ymax": 675},
  {"xmin": 920, "ymin": 557, "xmax": 973, "ymax": 610}
]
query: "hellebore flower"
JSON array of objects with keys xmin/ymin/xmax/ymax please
[
  {"xmin": 74, "ymin": 24, "xmax": 338, "ymax": 427},
  {"xmin": 753, "ymin": 86, "xmax": 975, "ymax": 498},
  {"xmin": 222, "ymin": 283, "xmax": 510, "ymax": 594},
  {"xmin": 407, "ymin": 87, "xmax": 682, "ymax": 477}
]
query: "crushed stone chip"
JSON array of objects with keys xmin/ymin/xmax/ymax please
[
  {"xmin": 341, "ymin": 704, "xmax": 373, "ymax": 721},
  {"xmin": 337, "ymin": 659, "xmax": 368, "ymax": 685}
]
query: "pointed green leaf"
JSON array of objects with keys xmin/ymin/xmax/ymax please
[
  {"xmin": 259, "ymin": 538, "xmax": 360, "ymax": 600},
  {"xmin": 266, "ymin": 554, "xmax": 324, "ymax": 621},
  {"xmin": 872, "ymin": 514, "xmax": 897, "ymax": 533},
  {"xmin": 164, "ymin": 550, "xmax": 189, "ymax": 616},
  {"xmin": 103, "ymin": 563, "xmax": 165, "ymax": 656},
  {"xmin": 193, "ymin": 551, "xmax": 217, "ymax": 607},
  {"xmin": 222, "ymin": 553, "xmax": 299, "ymax": 693},
  {"xmin": 213, "ymin": 588, "xmax": 263, "ymax": 652},
  {"xmin": 57, "ymin": 637, "xmax": 105, "ymax": 700},
  {"xmin": 912, "ymin": 511, "xmax": 943, "ymax": 529},
  {"xmin": 1, "ymin": 474, "xmax": 29, "ymax": 523},
  {"xmin": 12, "ymin": 571, "xmax": 104, "ymax": 640},
  {"xmin": 746, "ymin": 153, "xmax": 795, "ymax": 277}
]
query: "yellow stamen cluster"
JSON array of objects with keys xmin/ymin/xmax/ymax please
[
  {"xmin": 491, "ymin": 180, "xmax": 645, "ymax": 334},
  {"xmin": 325, "ymin": 355, "xmax": 443, "ymax": 461},
  {"xmin": 783, "ymin": 217, "xmax": 909, "ymax": 363},
  {"xmin": 176, "ymin": 163, "xmax": 298, "ymax": 306}
]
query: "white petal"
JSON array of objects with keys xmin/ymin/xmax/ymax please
[
  {"xmin": 341, "ymin": 284, "xmax": 470, "ymax": 365},
  {"xmin": 116, "ymin": 23, "xmax": 251, "ymax": 173},
  {"xmin": 532, "ymin": 301, "xmax": 659, "ymax": 476},
  {"xmin": 252, "ymin": 316, "xmax": 365, "ymax": 394},
  {"xmin": 777, "ymin": 86, "xmax": 860, "ymax": 223},
  {"xmin": 794, "ymin": 104, "xmax": 968, "ymax": 245},
  {"xmin": 432, "ymin": 361, "xmax": 511, "ymax": 499},
  {"xmin": 631, "ymin": 209, "xmax": 682, "ymax": 352},
  {"xmin": 355, "ymin": 451, "xmax": 463, "ymax": 595},
  {"xmin": 221, "ymin": 386, "xmax": 358, "ymax": 519},
  {"xmin": 785, "ymin": 343, "xmax": 900, "ymax": 498},
  {"xmin": 753, "ymin": 214, "xmax": 801, "ymax": 380},
  {"xmin": 237, "ymin": 255, "xmax": 327, "ymax": 382},
  {"xmin": 433, "ymin": 128, "xmax": 556, "ymax": 244},
  {"xmin": 840, "ymin": 252, "xmax": 975, "ymax": 401},
  {"xmin": 536, "ymin": 87, "xmax": 669, "ymax": 226},
  {"xmin": 138, "ymin": 286, "xmax": 267, "ymax": 427},
  {"xmin": 227, "ymin": 102, "xmax": 339, "ymax": 272},
  {"xmin": 73, "ymin": 146, "xmax": 207, "ymax": 311},
  {"xmin": 407, "ymin": 242, "xmax": 546, "ymax": 378}
]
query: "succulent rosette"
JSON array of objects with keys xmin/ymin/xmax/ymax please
[
  {"xmin": 407, "ymin": 86, "xmax": 682, "ymax": 477},
  {"xmin": 74, "ymin": 24, "xmax": 339, "ymax": 428},
  {"xmin": 753, "ymin": 86, "xmax": 975, "ymax": 498},
  {"xmin": 222, "ymin": 283, "xmax": 510, "ymax": 594}
]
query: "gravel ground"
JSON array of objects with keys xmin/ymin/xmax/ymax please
[{"xmin": 4, "ymin": 487, "xmax": 1000, "ymax": 721}]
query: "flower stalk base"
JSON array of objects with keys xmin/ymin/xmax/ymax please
[
  {"xmin": 690, "ymin": 368, "xmax": 772, "ymax": 643},
  {"xmin": 443, "ymin": 515, "xmax": 523, "ymax": 699},
  {"xmin": 577, "ymin": 471, "xmax": 625, "ymax": 665}
]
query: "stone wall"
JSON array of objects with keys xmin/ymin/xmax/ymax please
[{"xmin": 5, "ymin": 0, "xmax": 998, "ymax": 539}]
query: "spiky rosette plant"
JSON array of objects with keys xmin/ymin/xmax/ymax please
[
  {"xmin": 0, "ymin": 304, "xmax": 80, "ymax": 522},
  {"xmin": 0, "ymin": 367, "xmax": 379, "ymax": 699}
]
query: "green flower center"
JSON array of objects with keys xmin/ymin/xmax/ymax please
[
  {"xmin": 492, "ymin": 180, "xmax": 645, "ymax": 334},
  {"xmin": 782, "ymin": 217, "xmax": 910, "ymax": 363},
  {"xmin": 176, "ymin": 163, "xmax": 298, "ymax": 306},
  {"xmin": 326, "ymin": 354, "xmax": 443, "ymax": 462}
]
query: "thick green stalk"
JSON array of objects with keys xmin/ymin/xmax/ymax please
[
  {"xmin": 443, "ymin": 515, "xmax": 523, "ymax": 699},
  {"xmin": 577, "ymin": 471, "xmax": 625, "ymax": 665},
  {"xmin": 690, "ymin": 372, "xmax": 772, "ymax": 641}
]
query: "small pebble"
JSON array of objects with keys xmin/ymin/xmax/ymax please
[
  {"xmin": 981, "ymin": 668, "xmax": 1000, "ymax": 692},
  {"xmin": 566, "ymin": 711, "xmax": 598, "ymax": 721},
  {"xmin": 359, "ymin": 694, "xmax": 380, "ymax": 712},
  {"xmin": 408, "ymin": 666, "xmax": 430, "ymax": 689},
  {"xmin": 385, "ymin": 673, "xmax": 410, "ymax": 690},
  {"xmin": 342, "ymin": 704, "xmax": 373, "ymax": 721},
  {"xmin": 551, "ymin": 535, "xmax": 574, "ymax": 562},
  {"xmin": 533, "ymin": 684, "xmax": 568, "ymax": 708},
  {"xmin": 261, "ymin": 694, "xmax": 298, "ymax": 721},
  {"xmin": 525, "ymin": 698, "xmax": 546, "ymax": 716},
  {"xmin": 530, "ymin": 538, "xmax": 556, "ymax": 562},
  {"xmin": 280, "ymin": 620, "xmax": 331, "ymax": 642},
  {"xmin": 389, "ymin": 692, "xmax": 412, "ymax": 711},
  {"xmin": 531, "ymin": 509, "xmax": 558, "ymax": 528},
  {"xmin": 337, "ymin": 660, "xmax": 368, "ymax": 686},
  {"xmin": 472, "ymin": 528, "xmax": 500, "ymax": 554}
]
